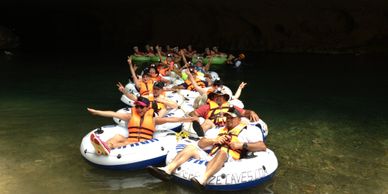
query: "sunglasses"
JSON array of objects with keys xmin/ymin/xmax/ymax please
[{"xmin": 135, "ymin": 105, "xmax": 146, "ymax": 109}]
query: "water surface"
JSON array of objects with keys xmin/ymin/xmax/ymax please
[{"xmin": 0, "ymin": 51, "xmax": 387, "ymax": 194}]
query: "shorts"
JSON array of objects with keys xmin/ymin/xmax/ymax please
[{"xmin": 192, "ymin": 144, "xmax": 237, "ymax": 162}]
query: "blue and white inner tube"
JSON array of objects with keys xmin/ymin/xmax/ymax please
[
  {"xmin": 80, "ymin": 125, "xmax": 177, "ymax": 170},
  {"xmin": 165, "ymin": 138, "xmax": 278, "ymax": 191}
]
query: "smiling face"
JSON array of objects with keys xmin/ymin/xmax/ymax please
[
  {"xmin": 142, "ymin": 73, "xmax": 151, "ymax": 82},
  {"xmin": 149, "ymin": 68, "xmax": 157, "ymax": 77},
  {"xmin": 213, "ymin": 93, "xmax": 227, "ymax": 105},
  {"xmin": 152, "ymin": 87, "xmax": 162, "ymax": 97},
  {"xmin": 135, "ymin": 104, "xmax": 148, "ymax": 116},
  {"xmin": 224, "ymin": 114, "xmax": 241, "ymax": 129}
]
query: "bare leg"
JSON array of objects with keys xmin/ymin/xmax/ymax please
[
  {"xmin": 198, "ymin": 150, "xmax": 228, "ymax": 185},
  {"xmin": 201, "ymin": 119, "xmax": 215, "ymax": 132},
  {"xmin": 164, "ymin": 145, "xmax": 200, "ymax": 174},
  {"xmin": 106, "ymin": 134, "xmax": 132, "ymax": 148}
]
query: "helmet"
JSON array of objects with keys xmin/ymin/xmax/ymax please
[{"xmin": 209, "ymin": 71, "xmax": 220, "ymax": 82}]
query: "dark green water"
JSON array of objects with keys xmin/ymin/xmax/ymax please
[{"xmin": 0, "ymin": 51, "xmax": 387, "ymax": 194}]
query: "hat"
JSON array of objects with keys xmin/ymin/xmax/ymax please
[
  {"xmin": 208, "ymin": 87, "xmax": 230, "ymax": 101},
  {"xmin": 134, "ymin": 96, "xmax": 150, "ymax": 107},
  {"xmin": 153, "ymin": 81, "xmax": 165, "ymax": 89},
  {"xmin": 224, "ymin": 107, "xmax": 242, "ymax": 118},
  {"xmin": 196, "ymin": 57, "xmax": 203, "ymax": 64}
]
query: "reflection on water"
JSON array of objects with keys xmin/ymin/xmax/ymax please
[{"xmin": 0, "ymin": 52, "xmax": 387, "ymax": 194}]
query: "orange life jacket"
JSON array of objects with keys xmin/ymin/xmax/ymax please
[
  {"xmin": 206, "ymin": 100, "xmax": 230, "ymax": 126},
  {"xmin": 127, "ymin": 108, "xmax": 155, "ymax": 142},
  {"xmin": 158, "ymin": 66, "xmax": 169, "ymax": 76},
  {"xmin": 139, "ymin": 80, "xmax": 154, "ymax": 99},
  {"xmin": 209, "ymin": 123, "xmax": 247, "ymax": 160},
  {"xmin": 150, "ymin": 75, "xmax": 162, "ymax": 82},
  {"xmin": 206, "ymin": 88, "xmax": 215, "ymax": 95},
  {"xmin": 184, "ymin": 77, "xmax": 206, "ymax": 91}
]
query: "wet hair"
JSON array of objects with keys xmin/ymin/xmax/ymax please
[
  {"xmin": 153, "ymin": 81, "xmax": 165, "ymax": 89},
  {"xmin": 135, "ymin": 96, "xmax": 150, "ymax": 107}
]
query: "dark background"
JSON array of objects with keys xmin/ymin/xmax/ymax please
[{"xmin": 1, "ymin": 0, "xmax": 388, "ymax": 53}]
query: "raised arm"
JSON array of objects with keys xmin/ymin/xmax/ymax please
[
  {"xmin": 186, "ymin": 70, "xmax": 207, "ymax": 95},
  {"xmin": 233, "ymin": 82, "xmax": 247, "ymax": 99},
  {"xmin": 117, "ymin": 82, "xmax": 138, "ymax": 101},
  {"xmin": 204, "ymin": 57, "xmax": 212, "ymax": 72},
  {"xmin": 156, "ymin": 45, "xmax": 165, "ymax": 64},
  {"xmin": 155, "ymin": 96, "xmax": 178, "ymax": 109},
  {"xmin": 127, "ymin": 56, "xmax": 141, "ymax": 87},
  {"xmin": 87, "ymin": 108, "xmax": 131, "ymax": 121},
  {"xmin": 241, "ymin": 109, "xmax": 260, "ymax": 122},
  {"xmin": 155, "ymin": 116, "xmax": 197, "ymax": 125},
  {"xmin": 180, "ymin": 49, "xmax": 188, "ymax": 65}
]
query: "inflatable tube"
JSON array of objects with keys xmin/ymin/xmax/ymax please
[
  {"xmin": 166, "ymin": 138, "xmax": 278, "ymax": 191},
  {"xmin": 120, "ymin": 82, "xmax": 139, "ymax": 106},
  {"xmin": 124, "ymin": 82, "xmax": 139, "ymax": 96},
  {"xmin": 249, "ymin": 119, "xmax": 269, "ymax": 139},
  {"xmin": 164, "ymin": 91, "xmax": 184, "ymax": 106},
  {"xmin": 80, "ymin": 125, "xmax": 177, "ymax": 170},
  {"xmin": 112, "ymin": 107, "xmax": 131, "ymax": 127},
  {"xmin": 121, "ymin": 95, "xmax": 136, "ymax": 106},
  {"xmin": 131, "ymin": 55, "xmax": 150, "ymax": 63},
  {"xmin": 229, "ymin": 99, "xmax": 244, "ymax": 109},
  {"xmin": 113, "ymin": 108, "xmax": 185, "ymax": 132},
  {"xmin": 192, "ymin": 56, "xmax": 227, "ymax": 65},
  {"xmin": 150, "ymin": 56, "xmax": 166, "ymax": 62},
  {"xmin": 178, "ymin": 90, "xmax": 200, "ymax": 101},
  {"xmin": 203, "ymin": 57, "xmax": 227, "ymax": 65}
]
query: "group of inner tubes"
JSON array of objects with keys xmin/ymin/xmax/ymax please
[
  {"xmin": 130, "ymin": 44, "xmax": 246, "ymax": 68},
  {"xmin": 82, "ymin": 45, "xmax": 277, "ymax": 191}
]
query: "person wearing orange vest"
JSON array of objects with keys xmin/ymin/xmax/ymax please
[
  {"xmin": 117, "ymin": 81, "xmax": 178, "ymax": 117},
  {"xmin": 145, "ymin": 64, "xmax": 171, "ymax": 84},
  {"xmin": 87, "ymin": 96, "xmax": 198, "ymax": 156},
  {"xmin": 155, "ymin": 45, "xmax": 177, "ymax": 71},
  {"xmin": 127, "ymin": 56, "xmax": 155, "ymax": 100},
  {"xmin": 172, "ymin": 66, "xmax": 208, "ymax": 91},
  {"xmin": 147, "ymin": 107, "xmax": 267, "ymax": 189},
  {"xmin": 185, "ymin": 69, "xmax": 223, "ymax": 104}
]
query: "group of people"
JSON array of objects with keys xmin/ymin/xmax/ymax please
[
  {"xmin": 86, "ymin": 45, "xmax": 266, "ymax": 190},
  {"xmin": 132, "ymin": 44, "xmax": 246, "ymax": 69}
]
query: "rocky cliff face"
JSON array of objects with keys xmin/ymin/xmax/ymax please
[
  {"xmin": 2, "ymin": 0, "xmax": 388, "ymax": 53},
  {"xmin": 0, "ymin": 26, "xmax": 19, "ymax": 50}
]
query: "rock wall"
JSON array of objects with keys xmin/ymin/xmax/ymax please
[
  {"xmin": 0, "ymin": 26, "xmax": 19, "ymax": 50},
  {"xmin": 2, "ymin": 0, "xmax": 388, "ymax": 53}
]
